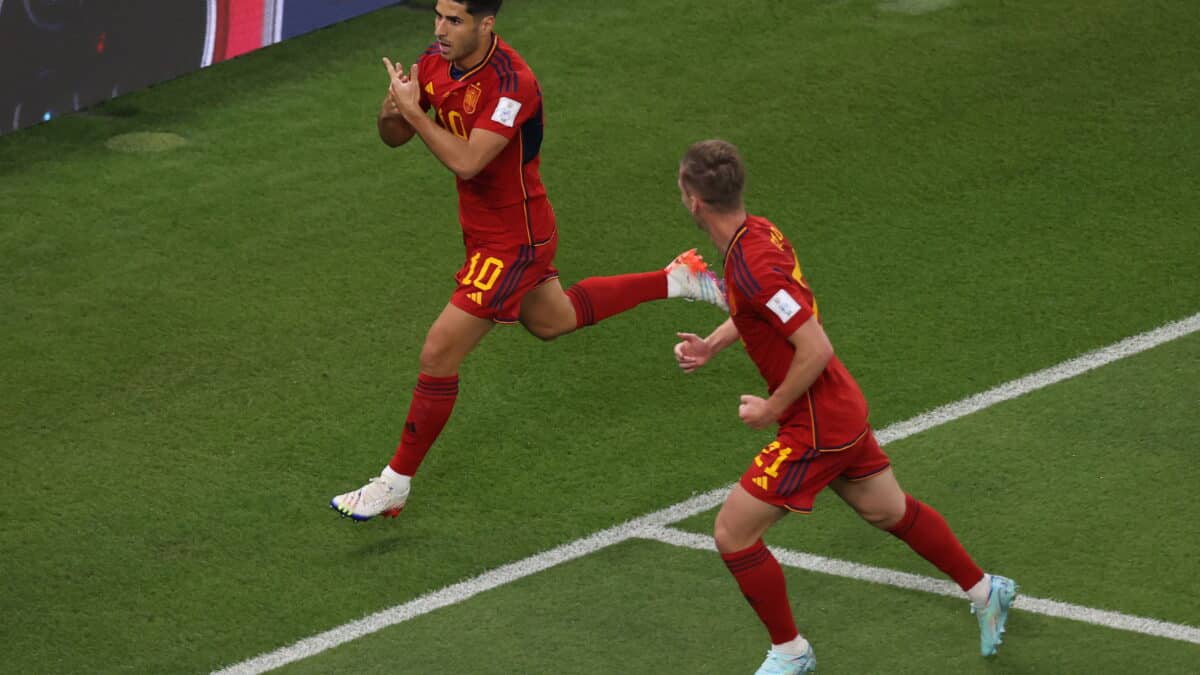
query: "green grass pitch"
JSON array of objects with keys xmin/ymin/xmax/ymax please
[{"xmin": 1, "ymin": 1, "xmax": 1197, "ymax": 673}]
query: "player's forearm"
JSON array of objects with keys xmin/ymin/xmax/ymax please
[
  {"xmin": 767, "ymin": 326, "xmax": 833, "ymax": 416},
  {"xmin": 378, "ymin": 113, "xmax": 416, "ymax": 147},
  {"xmin": 404, "ymin": 110, "xmax": 479, "ymax": 179},
  {"xmin": 704, "ymin": 318, "xmax": 740, "ymax": 355},
  {"xmin": 768, "ymin": 348, "xmax": 831, "ymax": 414}
]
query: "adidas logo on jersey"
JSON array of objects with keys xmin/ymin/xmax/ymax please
[{"xmin": 467, "ymin": 291, "xmax": 483, "ymax": 305}]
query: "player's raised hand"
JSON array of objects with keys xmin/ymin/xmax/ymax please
[
  {"xmin": 737, "ymin": 394, "xmax": 778, "ymax": 429},
  {"xmin": 381, "ymin": 92, "xmax": 402, "ymax": 118},
  {"xmin": 384, "ymin": 56, "xmax": 401, "ymax": 76},
  {"xmin": 381, "ymin": 58, "xmax": 405, "ymax": 110},
  {"xmin": 383, "ymin": 58, "xmax": 421, "ymax": 114},
  {"xmin": 674, "ymin": 332, "xmax": 712, "ymax": 373}
]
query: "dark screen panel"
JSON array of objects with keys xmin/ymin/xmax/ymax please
[
  {"xmin": 0, "ymin": 1, "xmax": 209, "ymax": 132},
  {"xmin": 0, "ymin": 0, "xmax": 407, "ymax": 134}
]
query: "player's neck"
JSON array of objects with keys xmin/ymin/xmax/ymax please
[
  {"xmin": 706, "ymin": 209, "xmax": 748, "ymax": 252},
  {"xmin": 454, "ymin": 33, "xmax": 495, "ymax": 72}
]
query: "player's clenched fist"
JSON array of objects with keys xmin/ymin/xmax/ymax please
[{"xmin": 737, "ymin": 394, "xmax": 778, "ymax": 429}]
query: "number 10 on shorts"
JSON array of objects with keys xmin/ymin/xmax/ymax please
[{"xmin": 462, "ymin": 252, "xmax": 505, "ymax": 291}]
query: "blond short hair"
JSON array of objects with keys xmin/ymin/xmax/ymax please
[{"xmin": 679, "ymin": 139, "xmax": 745, "ymax": 213}]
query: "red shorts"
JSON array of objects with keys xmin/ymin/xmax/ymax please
[
  {"xmin": 739, "ymin": 426, "xmax": 891, "ymax": 513},
  {"xmin": 449, "ymin": 233, "xmax": 559, "ymax": 324}
]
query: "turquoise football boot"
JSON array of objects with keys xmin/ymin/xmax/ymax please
[
  {"xmin": 972, "ymin": 574, "xmax": 1018, "ymax": 656},
  {"xmin": 755, "ymin": 644, "xmax": 816, "ymax": 674}
]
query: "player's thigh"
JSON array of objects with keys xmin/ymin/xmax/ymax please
[
  {"xmin": 419, "ymin": 302, "xmax": 495, "ymax": 376},
  {"xmin": 518, "ymin": 278, "xmax": 576, "ymax": 339},
  {"xmin": 714, "ymin": 484, "xmax": 789, "ymax": 553},
  {"xmin": 830, "ymin": 468, "xmax": 906, "ymax": 529}
]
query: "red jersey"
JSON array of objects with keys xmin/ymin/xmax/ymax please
[
  {"xmin": 724, "ymin": 215, "xmax": 869, "ymax": 449},
  {"xmin": 417, "ymin": 35, "xmax": 553, "ymax": 246}
]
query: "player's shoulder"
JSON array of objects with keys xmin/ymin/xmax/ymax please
[
  {"xmin": 417, "ymin": 43, "xmax": 447, "ymax": 74},
  {"xmin": 489, "ymin": 36, "xmax": 539, "ymax": 92},
  {"xmin": 417, "ymin": 42, "xmax": 442, "ymax": 63},
  {"xmin": 494, "ymin": 36, "xmax": 534, "ymax": 73},
  {"xmin": 740, "ymin": 216, "xmax": 796, "ymax": 264},
  {"xmin": 727, "ymin": 216, "xmax": 797, "ymax": 296}
]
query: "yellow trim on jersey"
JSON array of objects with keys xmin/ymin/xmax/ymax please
[
  {"xmin": 450, "ymin": 34, "xmax": 498, "ymax": 81},
  {"xmin": 722, "ymin": 222, "xmax": 750, "ymax": 269},
  {"xmin": 518, "ymin": 132, "xmax": 532, "ymax": 245},
  {"xmin": 816, "ymin": 427, "xmax": 870, "ymax": 453},
  {"xmin": 845, "ymin": 465, "xmax": 891, "ymax": 482},
  {"xmin": 806, "ymin": 390, "xmax": 818, "ymax": 450}
]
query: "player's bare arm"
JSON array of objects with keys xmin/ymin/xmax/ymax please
[
  {"xmin": 738, "ymin": 315, "xmax": 833, "ymax": 429},
  {"xmin": 674, "ymin": 318, "xmax": 739, "ymax": 373},
  {"xmin": 377, "ymin": 58, "xmax": 417, "ymax": 147},
  {"xmin": 386, "ymin": 61, "xmax": 508, "ymax": 180},
  {"xmin": 378, "ymin": 92, "xmax": 416, "ymax": 147}
]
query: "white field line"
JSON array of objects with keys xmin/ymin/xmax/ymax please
[
  {"xmin": 213, "ymin": 312, "xmax": 1200, "ymax": 674},
  {"xmin": 643, "ymin": 525, "xmax": 1200, "ymax": 646},
  {"xmin": 874, "ymin": 312, "xmax": 1200, "ymax": 445},
  {"xmin": 213, "ymin": 491, "xmax": 729, "ymax": 675}
]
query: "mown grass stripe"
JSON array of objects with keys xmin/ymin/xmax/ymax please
[{"xmin": 213, "ymin": 312, "xmax": 1200, "ymax": 674}]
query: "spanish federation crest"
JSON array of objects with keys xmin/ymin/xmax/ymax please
[{"xmin": 463, "ymin": 83, "xmax": 483, "ymax": 114}]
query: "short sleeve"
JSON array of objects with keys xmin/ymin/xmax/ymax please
[
  {"xmin": 472, "ymin": 75, "xmax": 539, "ymax": 139},
  {"xmin": 749, "ymin": 272, "xmax": 815, "ymax": 338}
]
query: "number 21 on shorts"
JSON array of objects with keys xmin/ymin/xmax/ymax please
[{"xmin": 754, "ymin": 440, "xmax": 793, "ymax": 478}]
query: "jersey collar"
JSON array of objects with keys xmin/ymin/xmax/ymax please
[
  {"xmin": 449, "ymin": 34, "xmax": 498, "ymax": 81},
  {"xmin": 723, "ymin": 219, "xmax": 751, "ymax": 268}
]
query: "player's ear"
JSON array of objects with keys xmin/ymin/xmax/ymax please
[{"xmin": 480, "ymin": 14, "xmax": 495, "ymax": 34}]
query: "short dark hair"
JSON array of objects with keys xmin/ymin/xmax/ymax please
[
  {"xmin": 450, "ymin": 0, "xmax": 502, "ymax": 17},
  {"xmin": 680, "ymin": 140, "xmax": 745, "ymax": 213}
]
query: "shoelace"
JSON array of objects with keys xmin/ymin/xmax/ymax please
[{"xmin": 358, "ymin": 477, "xmax": 392, "ymax": 501}]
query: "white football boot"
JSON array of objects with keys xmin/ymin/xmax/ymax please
[
  {"xmin": 665, "ymin": 248, "xmax": 727, "ymax": 311},
  {"xmin": 330, "ymin": 477, "xmax": 409, "ymax": 521}
]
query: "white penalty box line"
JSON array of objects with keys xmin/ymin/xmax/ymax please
[{"xmin": 215, "ymin": 312, "xmax": 1200, "ymax": 674}]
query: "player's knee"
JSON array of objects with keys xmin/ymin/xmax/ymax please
[
  {"xmin": 521, "ymin": 316, "xmax": 573, "ymax": 341},
  {"xmin": 858, "ymin": 505, "xmax": 903, "ymax": 530},
  {"xmin": 524, "ymin": 321, "xmax": 564, "ymax": 341},
  {"xmin": 418, "ymin": 340, "xmax": 457, "ymax": 375},
  {"xmin": 713, "ymin": 518, "xmax": 754, "ymax": 554}
]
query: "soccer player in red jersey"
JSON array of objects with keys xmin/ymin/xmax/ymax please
[
  {"xmin": 330, "ymin": 1, "xmax": 725, "ymax": 521},
  {"xmin": 671, "ymin": 140, "xmax": 1017, "ymax": 673}
]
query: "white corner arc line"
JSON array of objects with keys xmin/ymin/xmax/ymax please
[
  {"xmin": 212, "ymin": 312, "xmax": 1200, "ymax": 674},
  {"xmin": 642, "ymin": 525, "xmax": 1200, "ymax": 645}
]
